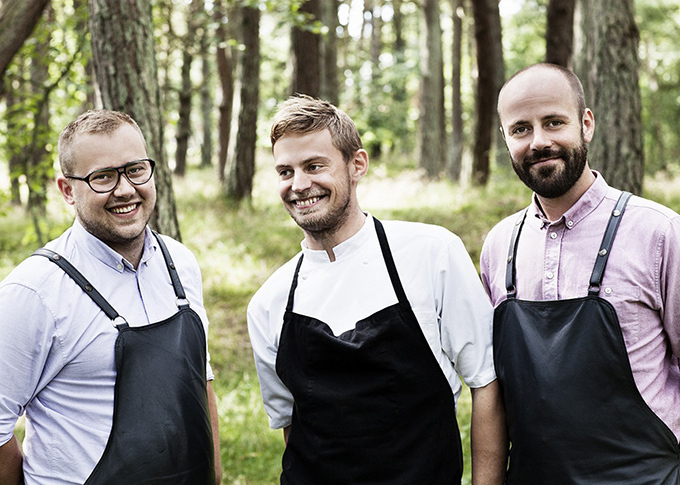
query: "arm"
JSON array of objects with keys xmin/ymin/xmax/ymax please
[
  {"xmin": 283, "ymin": 425, "xmax": 291, "ymax": 445},
  {"xmin": 0, "ymin": 436, "xmax": 23, "ymax": 485},
  {"xmin": 470, "ymin": 381, "xmax": 508, "ymax": 485},
  {"xmin": 206, "ymin": 381, "xmax": 222, "ymax": 484}
]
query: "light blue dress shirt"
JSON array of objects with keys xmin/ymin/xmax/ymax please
[{"xmin": 0, "ymin": 220, "xmax": 213, "ymax": 485}]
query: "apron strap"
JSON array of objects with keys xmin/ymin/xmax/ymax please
[
  {"xmin": 286, "ymin": 255, "xmax": 305, "ymax": 313},
  {"xmin": 373, "ymin": 217, "xmax": 410, "ymax": 306},
  {"xmin": 152, "ymin": 231, "xmax": 190, "ymax": 309},
  {"xmin": 31, "ymin": 248, "xmax": 129, "ymax": 329},
  {"xmin": 505, "ymin": 209, "xmax": 529, "ymax": 299},
  {"xmin": 588, "ymin": 191, "xmax": 633, "ymax": 296}
]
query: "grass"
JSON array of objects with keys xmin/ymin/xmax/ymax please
[{"xmin": 4, "ymin": 156, "xmax": 680, "ymax": 484}]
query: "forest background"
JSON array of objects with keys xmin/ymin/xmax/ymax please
[{"xmin": 1, "ymin": 0, "xmax": 680, "ymax": 483}]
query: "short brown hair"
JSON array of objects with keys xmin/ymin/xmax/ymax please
[
  {"xmin": 58, "ymin": 110, "xmax": 147, "ymax": 174},
  {"xmin": 270, "ymin": 95, "xmax": 363, "ymax": 162}
]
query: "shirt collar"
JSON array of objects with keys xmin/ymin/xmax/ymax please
[
  {"xmin": 531, "ymin": 171, "xmax": 609, "ymax": 229},
  {"xmin": 300, "ymin": 213, "xmax": 373, "ymax": 263},
  {"xmin": 71, "ymin": 219, "xmax": 157, "ymax": 272}
]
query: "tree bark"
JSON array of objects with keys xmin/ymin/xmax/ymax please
[
  {"xmin": 575, "ymin": 0, "xmax": 643, "ymax": 194},
  {"xmin": 471, "ymin": 0, "xmax": 503, "ymax": 185},
  {"xmin": 199, "ymin": 3, "xmax": 213, "ymax": 168},
  {"xmin": 448, "ymin": 0, "xmax": 464, "ymax": 182},
  {"xmin": 0, "ymin": 0, "xmax": 51, "ymax": 89},
  {"xmin": 214, "ymin": 0, "xmax": 235, "ymax": 184},
  {"xmin": 175, "ymin": 0, "xmax": 201, "ymax": 177},
  {"xmin": 291, "ymin": 0, "xmax": 321, "ymax": 96},
  {"xmin": 226, "ymin": 4, "xmax": 260, "ymax": 201},
  {"xmin": 320, "ymin": 0, "xmax": 339, "ymax": 105},
  {"xmin": 546, "ymin": 0, "xmax": 575, "ymax": 68},
  {"xmin": 418, "ymin": 0, "xmax": 446, "ymax": 178},
  {"xmin": 88, "ymin": 0, "xmax": 181, "ymax": 239}
]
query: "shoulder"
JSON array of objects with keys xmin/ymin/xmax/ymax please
[
  {"xmin": 380, "ymin": 219, "xmax": 464, "ymax": 251},
  {"xmin": 624, "ymin": 194, "xmax": 680, "ymax": 225}
]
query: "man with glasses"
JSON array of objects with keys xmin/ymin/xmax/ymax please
[{"xmin": 0, "ymin": 110, "xmax": 221, "ymax": 484}]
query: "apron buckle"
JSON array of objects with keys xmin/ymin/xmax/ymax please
[{"xmin": 112, "ymin": 316, "xmax": 129, "ymax": 329}]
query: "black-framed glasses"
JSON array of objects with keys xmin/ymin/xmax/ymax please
[{"xmin": 66, "ymin": 159, "xmax": 155, "ymax": 194}]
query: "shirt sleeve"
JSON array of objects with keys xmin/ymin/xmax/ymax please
[
  {"xmin": 247, "ymin": 288, "xmax": 294, "ymax": 430},
  {"xmin": 0, "ymin": 283, "xmax": 57, "ymax": 446},
  {"xmin": 660, "ymin": 215, "xmax": 680, "ymax": 360},
  {"xmin": 438, "ymin": 234, "xmax": 496, "ymax": 389}
]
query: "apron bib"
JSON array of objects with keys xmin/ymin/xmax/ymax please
[
  {"xmin": 275, "ymin": 217, "xmax": 462, "ymax": 485},
  {"xmin": 494, "ymin": 192, "xmax": 680, "ymax": 484},
  {"xmin": 33, "ymin": 233, "xmax": 215, "ymax": 485}
]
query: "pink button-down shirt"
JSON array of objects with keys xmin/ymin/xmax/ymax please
[{"xmin": 481, "ymin": 173, "xmax": 680, "ymax": 441}]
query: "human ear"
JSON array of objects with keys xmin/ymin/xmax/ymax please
[
  {"xmin": 350, "ymin": 149, "xmax": 369, "ymax": 182},
  {"xmin": 582, "ymin": 108, "xmax": 595, "ymax": 143},
  {"xmin": 56, "ymin": 176, "xmax": 76, "ymax": 206}
]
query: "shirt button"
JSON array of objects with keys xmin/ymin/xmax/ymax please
[
  {"xmin": 546, "ymin": 271, "xmax": 554, "ymax": 279},
  {"xmin": 550, "ymin": 232, "xmax": 557, "ymax": 239},
  {"xmin": 301, "ymin": 274, "xmax": 308, "ymax": 280},
  {"xmin": 567, "ymin": 220, "xmax": 574, "ymax": 228},
  {"xmin": 116, "ymin": 263, "xmax": 123, "ymax": 270},
  {"xmin": 363, "ymin": 260, "xmax": 369, "ymax": 265},
  {"xmin": 604, "ymin": 287, "xmax": 612, "ymax": 294}
]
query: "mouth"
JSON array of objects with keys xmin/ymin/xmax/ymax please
[
  {"xmin": 108, "ymin": 203, "xmax": 140, "ymax": 215},
  {"xmin": 289, "ymin": 195, "xmax": 326, "ymax": 209}
]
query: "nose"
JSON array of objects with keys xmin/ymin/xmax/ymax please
[
  {"xmin": 291, "ymin": 171, "xmax": 312, "ymax": 192},
  {"xmin": 530, "ymin": 127, "xmax": 552, "ymax": 151},
  {"xmin": 112, "ymin": 172, "xmax": 136, "ymax": 197}
]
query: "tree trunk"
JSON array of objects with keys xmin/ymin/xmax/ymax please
[
  {"xmin": 199, "ymin": 3, "xmax": 213, "ymax": 168},
  {"xmin": 448, "ymin": 0, "xmax": 464, "ymax": 182},
  {"xmin": 418, "ymin": 0, "xmax": 446, "ymax": 178},
  {"xmin": 546, "ymin": 0, "xmax": 575, "ymax": 68},
  {"xmin": 393, "ymin": 0, "xmax": 405, "ymax": 56},
  {"xmin": 214, "ymin": 0, "xmax": 235, "ymax": 184},
  {"xmin": 471, "ymin": 0, "xmax": 503, "ymax": 185},
  {"xmin": 175, "ymin": 0, "xmax": 201, "ymax": 177},
  {"xmin": 575, "ymin": 0, "xmax": 643, "ymax": 195},
  {"xmin": 0, "ymin": 0, "xmax": 51, "ymax": 88},
  {"xmin": 88, "ymin": 0, "xmax": 181, "ymax": 240},
  {"xmin": 320, "ymin": 0, "xmax": 339, "ymax": 105},
  {"xmin": 226, "ymin": 4, "xmax": 260, "ymax": 201},
  {"xmin": 291, "ymin": 0, "xmax": 321, "ymax": 96}
]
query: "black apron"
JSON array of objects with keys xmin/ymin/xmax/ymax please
[
  {"xmin": 33, "ymin": 232, "xmax": 215, "ymax": 485},
  {"xmin": 494, "ymin": 192, "xmax": 680, "ymax": 484},
  {"xmin": 275, "ymin": 217, "xmax": 462, "ymax": 485}
]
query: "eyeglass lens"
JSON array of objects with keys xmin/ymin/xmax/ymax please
[{"xmin": 90, "ymin": 160, "xmax": 153, "ymax": 192}]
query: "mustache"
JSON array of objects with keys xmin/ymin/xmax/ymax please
[{"xmin": 524, "ymin": 148, "xmax": 566, "ymax": 164}]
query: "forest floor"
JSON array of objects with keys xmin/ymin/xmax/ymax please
[{"xmin": 3, "ymin": 157, "xmax": 679, "ymax": 484}]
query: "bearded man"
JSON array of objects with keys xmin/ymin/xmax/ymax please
[{"xmin": 481, "ymin": 63, "xmax": 680, "ymax": 484}]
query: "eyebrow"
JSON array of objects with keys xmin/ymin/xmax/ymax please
[{"xmin": 275, "ymin": 155, "xmax": 329, "ymax": 171}]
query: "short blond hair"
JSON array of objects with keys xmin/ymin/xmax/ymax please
[
  {"xmin": 270, "ymin": 95, "xmax": 363, "ymax": 162},
  {"xmin": 58, "ymin": 110, "xmax": 147, "ymax": 174}
]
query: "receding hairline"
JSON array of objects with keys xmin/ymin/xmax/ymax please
[{"xmin": 498, "ymin": 63, "xmax": 587, "ymax": 121}]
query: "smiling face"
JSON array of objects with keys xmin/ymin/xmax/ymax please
[
  {"xmin": 57, "ymin": 123, "xmax": 156, "ymax": 261},
  {"xmin": 498, "ymin": 66, "xmax": 595, "ymax": 200},
  {"xmin": 273, "ymin": 128, "xmax": 368, "ymax": 248}
]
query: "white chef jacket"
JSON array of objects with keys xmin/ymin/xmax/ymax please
[{"xmin": 248, "ymin": 214, "xmax": 495, "ymax": 429}]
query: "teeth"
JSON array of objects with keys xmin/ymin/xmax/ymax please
[
  {"xmin": 295, "ymin": 197, "xmax": 319, "ymax": 208},
  {"xmin": 110, "ymin": 204, "xmax": 137, "ymax": 214}
]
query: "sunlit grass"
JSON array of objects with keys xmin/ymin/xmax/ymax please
[{"xmin": 3, "ymin": 159, "xmax": 679, "ymax": 484}]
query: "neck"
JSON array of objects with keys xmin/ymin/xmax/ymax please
[
  {"xmin": 536, "ymin": 169, "xmax": 596, "ymax": 222},
  {"xmin": 109, "ymin": 237, "xmax": 146, "ymax": 269},
  {"xmin": 304, "ymin": 209, "xmax": 366, "ymax": 262}
]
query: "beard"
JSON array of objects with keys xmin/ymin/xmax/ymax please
[{"xmin": 511, "ymin": 138, "xmax": 588, "ymax": 199}]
